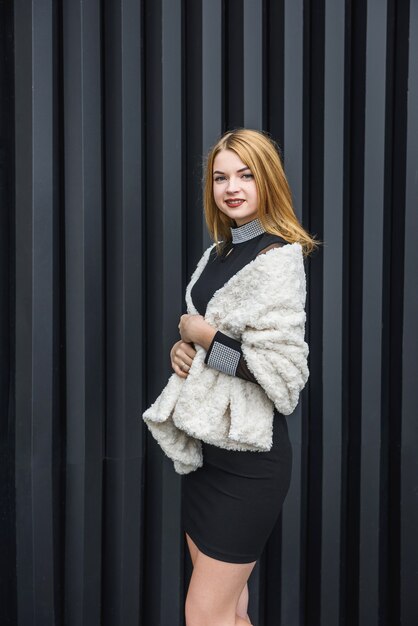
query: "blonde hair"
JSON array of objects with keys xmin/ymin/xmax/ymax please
[{"xmin": 203, "ymin": 128, "xmax": 321, "ymax": 258}]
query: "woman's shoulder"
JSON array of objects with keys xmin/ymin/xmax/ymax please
[{"xmin": 255, "ymin": 232, "xmax": 289, "ymax": 254}]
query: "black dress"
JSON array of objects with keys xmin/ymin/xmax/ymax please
[{"xmin": 181, "ymin": 218, "xmax": 293, "ymax": 564}]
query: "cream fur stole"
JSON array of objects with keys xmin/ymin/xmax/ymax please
[{"xmin": 142, "ymin": 241, "xmax": 309, "ymax": 474}]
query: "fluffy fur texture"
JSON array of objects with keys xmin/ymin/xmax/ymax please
[{"xmin": 142, "ymin": 241, "xmax": 309, "ymax": 474}]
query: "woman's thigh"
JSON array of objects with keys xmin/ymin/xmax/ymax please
[
  {"xmin": 185, "ymin": 532, "xmax": 199, "ymax": 566},
  {"xmin": 185, "ymin": 548, "xmax": 256, "ymax": 625}
]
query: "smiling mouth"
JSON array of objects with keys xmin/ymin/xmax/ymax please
[{"xmin": 225, "ymin": 199, "xmax": 245, "ymax": 207}]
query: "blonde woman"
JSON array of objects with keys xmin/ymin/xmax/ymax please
[{"xmin": 168, "ymin": 128, "xmax": 319, "ymax": 625}]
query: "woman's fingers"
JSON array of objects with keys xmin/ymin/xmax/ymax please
[
  {"xmin": 171, "ymin": 352, "xmax": 188, "ymax": 377},
  {"xmin": 180, "ymin": 341, "xmax": 197, "ymax": 359},
  {"xmin": 173, "ymin": 363, "xmax": 188, "ymax": 378},
  {"xmin": 175, "ymin": 346, "xmax": 197, "ymax": 371},
  {"xmin": 176, "ymin": 350, "xmax": 194, "ymax": 368},
  {"xmin": 171, "ymin": 341, "xmax": 197, "ymax": 378}
]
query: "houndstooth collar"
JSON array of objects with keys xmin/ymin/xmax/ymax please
[{"xmin": 230, "ymin": 217, "xmax": 266, "ymax": 244}]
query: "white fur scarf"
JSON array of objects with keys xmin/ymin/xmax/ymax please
[{"xmin": 142, "ymin": 241, "xmax": 309, "ymax": 474}]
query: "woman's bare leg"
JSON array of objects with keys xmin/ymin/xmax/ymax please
[
  {"xmin": 186, "ymin": 533, "xmax": 250, "ymax": 620},
  {"xmin": 235, "ymin": 582, "xmax": 251, "ymax": 622},
  {"xmin": 186, "ymin": 533, "xmax": 255, "ymax": 626}
]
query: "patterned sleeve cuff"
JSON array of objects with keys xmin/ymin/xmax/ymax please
[{"xmin": 204, "ymin": 330, "xmax": 243, "ymax": 376}]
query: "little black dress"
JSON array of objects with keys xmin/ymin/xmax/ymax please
[{"xmin": 181, "ymin": 217, "xmax": 294, "ymax": 564}]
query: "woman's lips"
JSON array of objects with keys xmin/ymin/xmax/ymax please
[{"xmin": 225, "ymin": 199, "xmax": 245, "ymax": 207}]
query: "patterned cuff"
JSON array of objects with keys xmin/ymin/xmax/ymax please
[{"xmin": 204, "ymin": 330, "xmax": 242, "ymax": 376}]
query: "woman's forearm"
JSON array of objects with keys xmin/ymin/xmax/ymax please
[{"xmin": 192, "ymin": 322, "xmax": 217, "ymax": 351}]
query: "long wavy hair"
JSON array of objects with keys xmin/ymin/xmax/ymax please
[{"xmin": 203, "ymin": 128, "xmax": 321, "ymax": 258}]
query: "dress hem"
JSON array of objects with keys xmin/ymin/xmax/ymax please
[{"xmin": 183, "ymin": 525, "xmax": 259, "ymax": 565}]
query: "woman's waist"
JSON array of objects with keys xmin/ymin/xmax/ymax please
[{"xmin": 201, "ymin": 411, "xmax": 290, "ymax": 459}]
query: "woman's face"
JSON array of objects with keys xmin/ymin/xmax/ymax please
[{"xmin": 212, "ymin": 149, "xmax": 258, "ymax": 226}]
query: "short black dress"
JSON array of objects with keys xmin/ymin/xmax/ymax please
[{"xmin": 181, "ymin": 218, "xmax": 293, "ymax": 564}]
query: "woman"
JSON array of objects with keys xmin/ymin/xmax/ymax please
[{"xmin": 169, "ymin": 128, "xmax": 319, "ymax": 625}]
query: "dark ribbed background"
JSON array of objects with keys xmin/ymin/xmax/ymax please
[{"xmin": 1, "ymin": 1, "xmax": 417, "ymax": 625}]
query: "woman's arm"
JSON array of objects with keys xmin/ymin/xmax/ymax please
[
  {"xmin": 193, "ymin": 324, "xmax": 217, "ymax": 351},
  {"xmin": 196, "ymin": 243, "xmax": 285, "ymax": 384},
  {"xmin": 204, "ymin": 330, "xmax": 259, "ymax": 384}
]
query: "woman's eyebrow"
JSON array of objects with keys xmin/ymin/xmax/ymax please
[{"xmin": 213, "ymin": 166, "xmax": 251, "ymax": 174}]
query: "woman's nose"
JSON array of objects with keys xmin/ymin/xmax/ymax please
[{"xmin": 226, "ymin": 177, "xmax": 240, "ymax": 193}]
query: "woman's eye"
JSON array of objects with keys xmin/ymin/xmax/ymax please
[{"xmin": 213, "ymin": 174, "xmax": 254, "ymax": 183}]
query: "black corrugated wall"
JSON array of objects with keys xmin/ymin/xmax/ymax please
[{"xmin": 1, "ymin": 1, "xmax": 417, "ymax": 624}]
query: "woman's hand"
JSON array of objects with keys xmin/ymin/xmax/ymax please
[
  {"xmin": 177, "ymin": 313, "xmax": 205, "ymax": 343},
  {"xmin": 178, "ymin": 314, "xmax": 217, "ymax": 350},
  {"xmin": 170, "ymin": 340, "xmax": 197, "ymax": 379}
]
